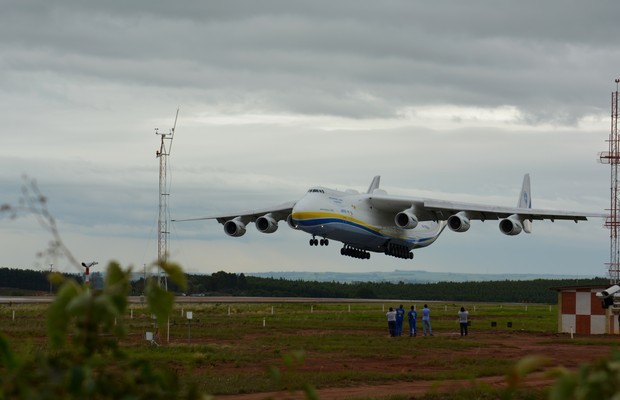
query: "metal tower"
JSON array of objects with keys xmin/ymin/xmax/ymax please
[
  {"xmin": 600, "ymin": 80, "xmax": 620, "ymax": 283},
  {"xmin": 155, "ymin": 109, "xmax": 179, "ymax": 289}
]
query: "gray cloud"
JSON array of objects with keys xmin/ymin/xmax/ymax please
[{"xmin": 0, "ymin": 0, "xmax": 614, "ymax": 275}]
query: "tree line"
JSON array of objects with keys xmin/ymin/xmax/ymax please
[
  {"xmin": 1, "ymin": 267, "xmax": 609, "ymax": 303},
  {"xmin": 0, "ymin": 267, "xmax": 83, "ymax": 294},
  {"xmin": 169, "ymin": 271, "xmax": 608, "ymax": 303}
]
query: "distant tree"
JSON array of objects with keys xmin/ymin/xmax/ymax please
[{"xmin": 355, "ymin": 285, "xmax": 377, "ymax": 299}]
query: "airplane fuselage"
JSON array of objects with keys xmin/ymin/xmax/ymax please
[{"xmin": 290, "ymin": 186, "xmax": 446, "ymax": 256}]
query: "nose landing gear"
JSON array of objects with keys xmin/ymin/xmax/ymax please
[{"xmin": 309, "ymin": 236, "xmax": 329, "ymax": 246}]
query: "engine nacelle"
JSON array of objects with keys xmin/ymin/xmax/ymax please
[
  {"xmin": 499, "ymin": 215, "xmax": 523, "ymax": 236},
  {"xmin": 256, "ymin": 214, "xmax": 278, "ymax": 234},
  {"xmin": 223, "ymin": 218, "xmax": 246, "ymax": 237},
  {"xmin": 395, "ymin": 208, "xmax": 418, "ymax": 229},
  {"xmin": 286, "ymin": 214, "xmax": 299, "ymax": 230},
  {"xmin": 447, "ymin": 212, "xmax": 471, "ymax": 233}
]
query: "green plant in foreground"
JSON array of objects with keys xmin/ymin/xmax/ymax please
[
  {"xmin": 547, "ymin": 350, "xmax": 620, "ymax": 400},
  {"xmin": 0, "ymin": 261, "xmax": 204, "ymax": 400},
  {"xmin": 268, "ymin": 350, "xmax": 318, "ymax": 400}
]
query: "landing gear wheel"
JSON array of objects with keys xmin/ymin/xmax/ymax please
[{"xmin": 310, "ymin": 237, "xmax": 325, "ymax": 247}]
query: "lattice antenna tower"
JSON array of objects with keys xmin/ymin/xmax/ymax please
[
  {"xmin": 155, "ymin": 109, "xmax": 179, "ymax": 289},
  {"xmin": 599, "ymin": 79, "xmax": 620, "ymax": 284}
]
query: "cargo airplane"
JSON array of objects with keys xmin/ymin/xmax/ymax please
[{"xmin": 173, "ymin": 175, "xmax": 602, "ymax": 260}]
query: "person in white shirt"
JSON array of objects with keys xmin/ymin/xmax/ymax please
[
  {"xmin": 458, "ymin": 307, "xmax": 469, "ymax": 336},
  {"xmin": 386, "ymin": 307, "xmax": 397, "ymax": 337}
]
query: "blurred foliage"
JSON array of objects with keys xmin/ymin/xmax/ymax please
[
  {"xmin": 0, "ymin": 261, "xmax": 207, "ymax": 400},
  {"xmin": 548, "ymin": 350, "xmax": 620, "ymax": 400}
]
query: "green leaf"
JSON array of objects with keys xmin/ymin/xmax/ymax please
[
  {"xmin": 267, "ymin": 365, "xmax": 281, "ymax": 382},
  {"xmin": 104, "ymin": 261, "xmax": 125, "ymax": 288},
  {"xmin": 48, "ymin": 271, "xmax": 66, "ymax": 286},
  {"xmin": 506, "ymin": 355, "xmax": 550, "ymax": 388},
  {"xmin": 103, "ymin": 263, "xmax": 130, "ymax": 315},
  {"xmin": 0, "ymin": 334, "xmax": 16, "ymax": 370},
  {"xmin": 160, "ymin": 261, "xmax": 187, "ymax": 291},
  {"xmin": 47, "ymin": 280, "xmax": 81, "ymax": 348},
  {"xmin": 146, "ymin": 280, "xmax": 174, "ymax": 328}
]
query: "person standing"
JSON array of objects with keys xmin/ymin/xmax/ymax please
[
  {"xmin": 407, "ymin": 305, "xmax": 417, "ymax": 337},
  {"xmin": 458, "ymin": 306, "xmax": 469, "ymax": 336},
  {"xmin": 422, "ymin": 304, "xmax": 433, "ymax": 336},
  {"xmin": 386, "ymin": 307, "xmax": 397, "ymax": 337},
  {"xmin": 395, "ymin": 304, "xmax": 405, "ymax": 336}
]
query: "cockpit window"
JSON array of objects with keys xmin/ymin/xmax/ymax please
[{"xmin": 307, "ymin": 189, "xmax": 325, "ymax": 193}]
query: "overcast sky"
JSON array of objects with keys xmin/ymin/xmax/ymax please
[{"xmin": 1, "ymin": 1, "xmax": 617, "ymax": 278}]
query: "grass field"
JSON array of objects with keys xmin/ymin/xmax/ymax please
[{"xmin": 0, "ymin": 300, "xmax": 614, "ymax": 399}]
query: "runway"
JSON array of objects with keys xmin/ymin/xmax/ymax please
[{"xmin": 0, "ymin": 295, "xmax": 393, "ymax": 304}]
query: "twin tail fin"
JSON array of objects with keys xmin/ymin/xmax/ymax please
[{"xmin": 518, "ymin": 173, "xmax": 533, "ymax": 233}]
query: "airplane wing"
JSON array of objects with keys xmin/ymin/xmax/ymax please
[
  {"xmin": 367, "ymin": 194, "xmax": 603, "ymax": 222},
  {"xmin": 421, "ymin": 199, "xmax": 602, "ymax": 222},
  {"xmin": 172, "ymin": 201, "xmax": 296, "ymax": 225}
]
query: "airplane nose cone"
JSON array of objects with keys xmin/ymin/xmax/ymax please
[
  {"xmin": 291, "ymin": 194, "xmax": 316, "ymax": 227},
  {"xmin": 291, "ymin": 194, "xmax": 310, "ymax": 215}
]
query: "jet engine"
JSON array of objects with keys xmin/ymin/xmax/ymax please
[
  {"xmin": 256, "ymin": 214, "xmax": 278, "ymax": 234},
  {"xmin": 395, "ymin": 208, "xmax": 418, "ymax": 229},
  {"xmin": 447, "ymin": 212, "xmax": 471, "ymax": 233},
  {"xmin": 499, "ymin": 215, "xmax": 523, "ymax": 236},
  {"xmin": 286, "ymin": 214, "xmax": 299, "ymax": 230},
  {"xmin": 223, "ymin": 218, "xmax": 246, "ymax": 237}
]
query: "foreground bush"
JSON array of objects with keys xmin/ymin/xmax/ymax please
[{"xmin": 0, "ymin": 261, "xmax": 203, "ymax": 400}]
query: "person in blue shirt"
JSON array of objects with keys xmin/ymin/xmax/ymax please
[
  {"xmin": 422, "ymin": 304, "xmax": 433, "ymax": 336},
  {"xmin": 395, "ymin": 304, "xmax": 405, "ymax": 336},
  {"xmin": 407, "ymin": 305, "xmax": 417, "ymax": 337}
]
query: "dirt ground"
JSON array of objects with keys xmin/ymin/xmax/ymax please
[
  {"xmin": 215, "ymin": 330, "xmax": 615, "ymax": 400},
  {"xmin": 2, "ymin": 297, "xmax": 614, "ymax": 399}
]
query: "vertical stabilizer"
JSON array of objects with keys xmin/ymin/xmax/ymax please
[
  {"xmin": 367, "ymin": 176, "xmax": 381, "ymax": 194},
  {"xmin": 518, "ymin": 174, "xmax": 533, "ymax": 233}
]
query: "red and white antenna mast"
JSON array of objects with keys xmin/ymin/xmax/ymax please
[
  {"xmin": 155, "ymin": 109, "xmax": 179, "ymax": 289},
  {"xmin": 600, "ymin": 79, "xmax": 620, "ymax": 284},
  {"xmin": 81, "ymin": 261, "xmax": 99, "ymax": 287}
]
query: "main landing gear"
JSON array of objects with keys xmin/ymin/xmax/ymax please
[
  {"xmin": 385, "ymin": 243, "xmax": 414, "ymax": 259},
  {"xmin": 341, "ymin": 245, "xmax": 370, "ymax": 260},
  {"xmin": 309, "ymin": 236, "xmax": 329, "ymax": 246}
]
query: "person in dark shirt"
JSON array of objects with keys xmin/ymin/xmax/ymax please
[
  {"xmin": 395, "ymin": 304, "xmax": 405, "ymax": 336},
  {"xmin": 407, "ymin": 305, "xmax": 417, "ymax": 337}
]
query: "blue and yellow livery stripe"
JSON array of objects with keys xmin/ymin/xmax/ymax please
[
  {"xmin": 291, "ymin": 211, "xmax": 439, "ymax": 246},
  {"xmin": 292, "ymin": 211, "xmax": 381, "ymax": 235}
]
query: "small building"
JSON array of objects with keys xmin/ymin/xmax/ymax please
[{"xmin": 553, "ymin": 285, "xmax": 618, "ymax": 335}]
